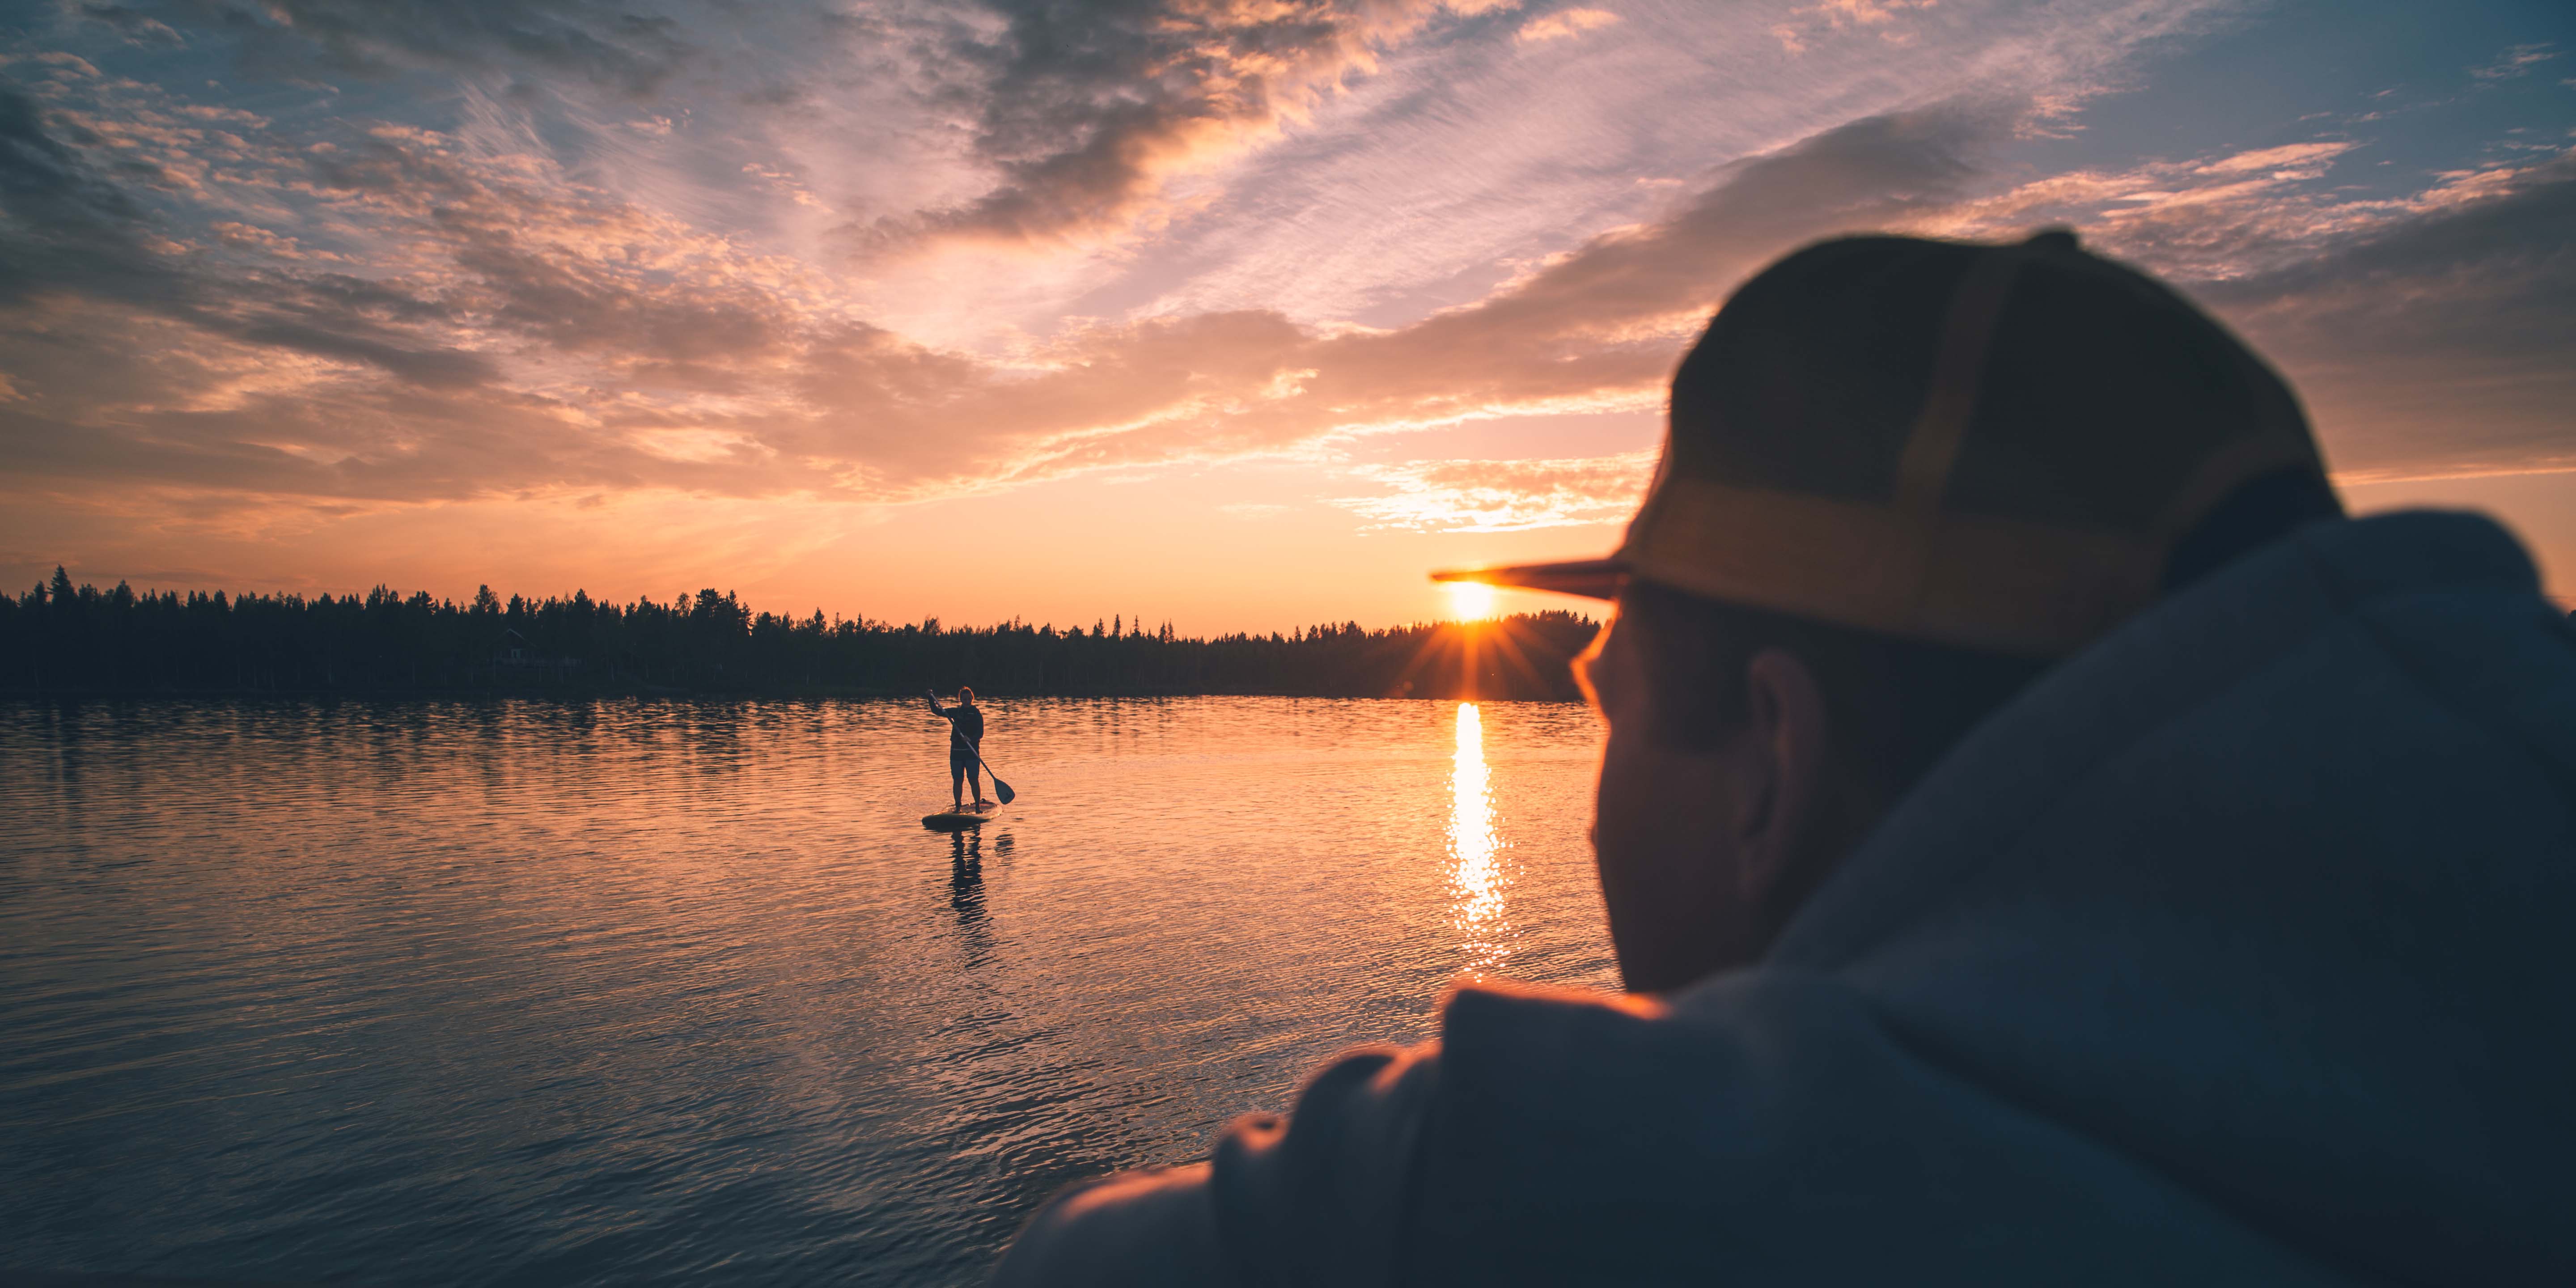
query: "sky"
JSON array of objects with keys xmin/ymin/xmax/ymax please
[{"xmin": 1, "ymin": 0, "xmax": 2570, "ymax": 632}]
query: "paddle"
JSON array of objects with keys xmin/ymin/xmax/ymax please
[
  {"xmin": 974, "ymin": 741, "xmax": 1016, "ymax": 806},
  {"xmin": 929, "ymin": 690, "xmax": 1016, "ymax": 806}
]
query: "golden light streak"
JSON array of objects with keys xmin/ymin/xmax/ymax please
[{"xmin": 1446, "ymin": 701, "xmax": 1512, "ymax": 976}]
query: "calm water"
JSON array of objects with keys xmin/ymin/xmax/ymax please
[{"xmin": 0, "ymin": 697, "xmax": 1615, "ymax": 1285}]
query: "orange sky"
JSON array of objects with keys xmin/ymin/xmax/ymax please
[{"xmin": 4, "ymin": 2, "xmax": 2571, "ymax": 628}]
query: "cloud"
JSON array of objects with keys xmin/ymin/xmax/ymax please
[
  {"xmin": 0, "ymin": 7, "xmax": 2570, "ymax": 544},
  {"xmin": 1516, "ymin": 8, "xmax": 1620, "ymax": 44},
  {"xmin": 167, "ymin": 0, "xmax": 696, "ymax": 95},
  {"xmin": 2469, "ymin": 42, "xmax": 2559, "ymax": 83},
  {"xmin": 0, "ymin": 81, "xmax": 163, "ymax": 301},
  {"xmin": 1771, "ymin": 0, "xmax": 1940, "ymax": 54},
  {"xmin": 1908, "ymin": 123, "xmax": 2576, "ymax": 480},
  {"xmin": 1333, "ymin": 450, "xmax": 1654, "ymax": 530},
  {"xmin": 1317, "ymin": 125, "xmax": 2574, "ymax": 517},
  {"xmin": 2196, "ymin": 150, "xmax": 2576, "ymax": 481},
  {"xmin": 78, "ymin": 5, "xmax": 188, "ymax": 48},
  {"xmin": 958, "ymin": 100, "xmax": 1990, "ymax": 480},
  {"xmin": 871, "ymin": 0, "xmax": 1511, "ymax": 248},
  {"xmin": 1923, "ymin": 139, "xmax": 2382, "ymax": 280},
  {"xmin": 0, "ymin": 81, "xmax": 1996, "ymax": 513},
  {"xmin": 0, "ymin": 74, "xmax": 504, "ymax": 378}
]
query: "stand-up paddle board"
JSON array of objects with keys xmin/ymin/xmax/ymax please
[{"xmin": 922, "ymin": 806, "xmax": 995, "ymax": 830}]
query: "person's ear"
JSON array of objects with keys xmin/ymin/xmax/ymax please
[{"xmin": 1732, "ymin": 648, "xmax": 1830, "ymax": 914}]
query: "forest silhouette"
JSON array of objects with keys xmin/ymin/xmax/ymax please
[{"xmin": 1, "ymin": 568, "xmax": 1600, "ymax": 701}]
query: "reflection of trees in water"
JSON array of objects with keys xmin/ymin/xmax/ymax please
[{"xmin": 676, "ymin": 701, "xmax": 750, "ymax": 782}]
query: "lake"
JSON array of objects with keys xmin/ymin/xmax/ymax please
[{"xmin": 0, "ymin": 697, "xmax": 1616, "ymax": 1285}]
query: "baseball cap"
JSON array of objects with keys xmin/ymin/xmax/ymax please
[{"xmin": 1431, "ymin": 230, "xmax": 2330, "ymax": 658}]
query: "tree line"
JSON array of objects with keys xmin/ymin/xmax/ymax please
[{"xmin": 0, "ymin": 568, "xmax": 1601, "ymax": 700}]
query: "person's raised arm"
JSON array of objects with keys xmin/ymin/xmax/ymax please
[{"xmin": 926, "ymin": 690, "xmax": 949, "ymax": 720}]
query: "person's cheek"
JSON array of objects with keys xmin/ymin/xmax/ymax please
[{"xmin": 1591, "ymin": 728, "xmax": 1660, "ymax": 937}]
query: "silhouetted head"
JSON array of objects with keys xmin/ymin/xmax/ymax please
[
  {"xmin": 957, "ymin": 686, "xmax": 974, "ymax": 704},
  {"xmin": 1444, "ymin": 230, "xmax": 2342, "ymax": 994}
]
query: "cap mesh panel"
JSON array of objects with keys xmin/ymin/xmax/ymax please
[
  {"xmin": 1665, "ymin": 238, "xmax": 1975, "ymax": 503},
  {"xmin": 1944, "ymin": 256, "xmax": 2292, "ymax": 532}
]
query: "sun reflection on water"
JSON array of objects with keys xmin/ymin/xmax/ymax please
[{"xmin": 1448, "ymin": 701, "xmax": 1513, "ymax": 976}]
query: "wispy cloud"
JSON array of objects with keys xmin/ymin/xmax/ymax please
[
  {"xmin": 1771, "ymin": 0, "xmax": 1940, "ymax": 54},
  {"xmin": 2470, "ymin": 42, "xmax": 2559, "ymax": 82},
  {"xmin": 1517, "ymin": 8, "xmax": 1621, "ymax": 44},
  {"xmin": 172, "ymin": 0, "xmax": 698, "ymax": 95},
  {"xmin": 0, "ymin": 81, "xmax": 1989, "ymax": 510},
  {"xmin": 1333, "ymin": 451, "xmax": 1654, "ymax": 530},
  {"xmin": 862, "ymin": 0, "xmax": 1520, "ymax": 250},
  {"xmin": 2198, "ymin": 148, "xmax": 2576, "ymax": 480}
]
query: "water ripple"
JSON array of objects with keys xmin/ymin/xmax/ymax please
[{"xmin": 1, "ymin": 696, "xmax": 1613, "ymax": 1285}]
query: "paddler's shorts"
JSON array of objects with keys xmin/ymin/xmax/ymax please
[{"xmin": 950, "ymin": 743, "xmax": 975, "ymax": 772}]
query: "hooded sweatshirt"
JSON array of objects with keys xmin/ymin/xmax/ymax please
[{"xmin": 990, "ymin": 510, "xmax": 2576, "ymax": 1286}]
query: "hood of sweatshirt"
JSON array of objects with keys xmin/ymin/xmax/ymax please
[{"xmin": 1410, "ymin": 511, "xmax": 2576, "ymax": 1285}]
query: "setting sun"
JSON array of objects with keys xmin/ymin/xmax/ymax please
[{"xmin": 1445, "ymin": 581, "xmax": 1496, "ymax": 620}]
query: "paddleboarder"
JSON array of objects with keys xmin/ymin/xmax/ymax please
[{"xmin": 925, "ymin": 686, "xmax": 991, "ymax": 811}]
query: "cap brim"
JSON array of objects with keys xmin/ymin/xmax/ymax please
[{"xmin": 1428, "ymin": 556, "xmax": 1627, "ymax": 600}]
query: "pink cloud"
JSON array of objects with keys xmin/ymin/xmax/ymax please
[
  {"xmin": 3, "ymin": 57, "xmax": 2571, "ymax": 552},
  {"xmin": 1517, "ymin": 8, "xmax": 1621, "ymax": 44}
]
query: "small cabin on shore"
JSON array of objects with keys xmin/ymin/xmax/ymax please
[{"xmin": 493, "ymin": 628, "xmax": 579, "ymax": 677}]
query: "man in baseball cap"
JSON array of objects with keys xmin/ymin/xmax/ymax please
[{"xmin": 992, "ymin": 233, "xmax": 2576, "ymax": 1283}]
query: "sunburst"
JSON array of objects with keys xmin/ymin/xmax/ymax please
[{"xmin": 1445, "ymin": 581, "xmax": 1496, "ymax": 620}]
